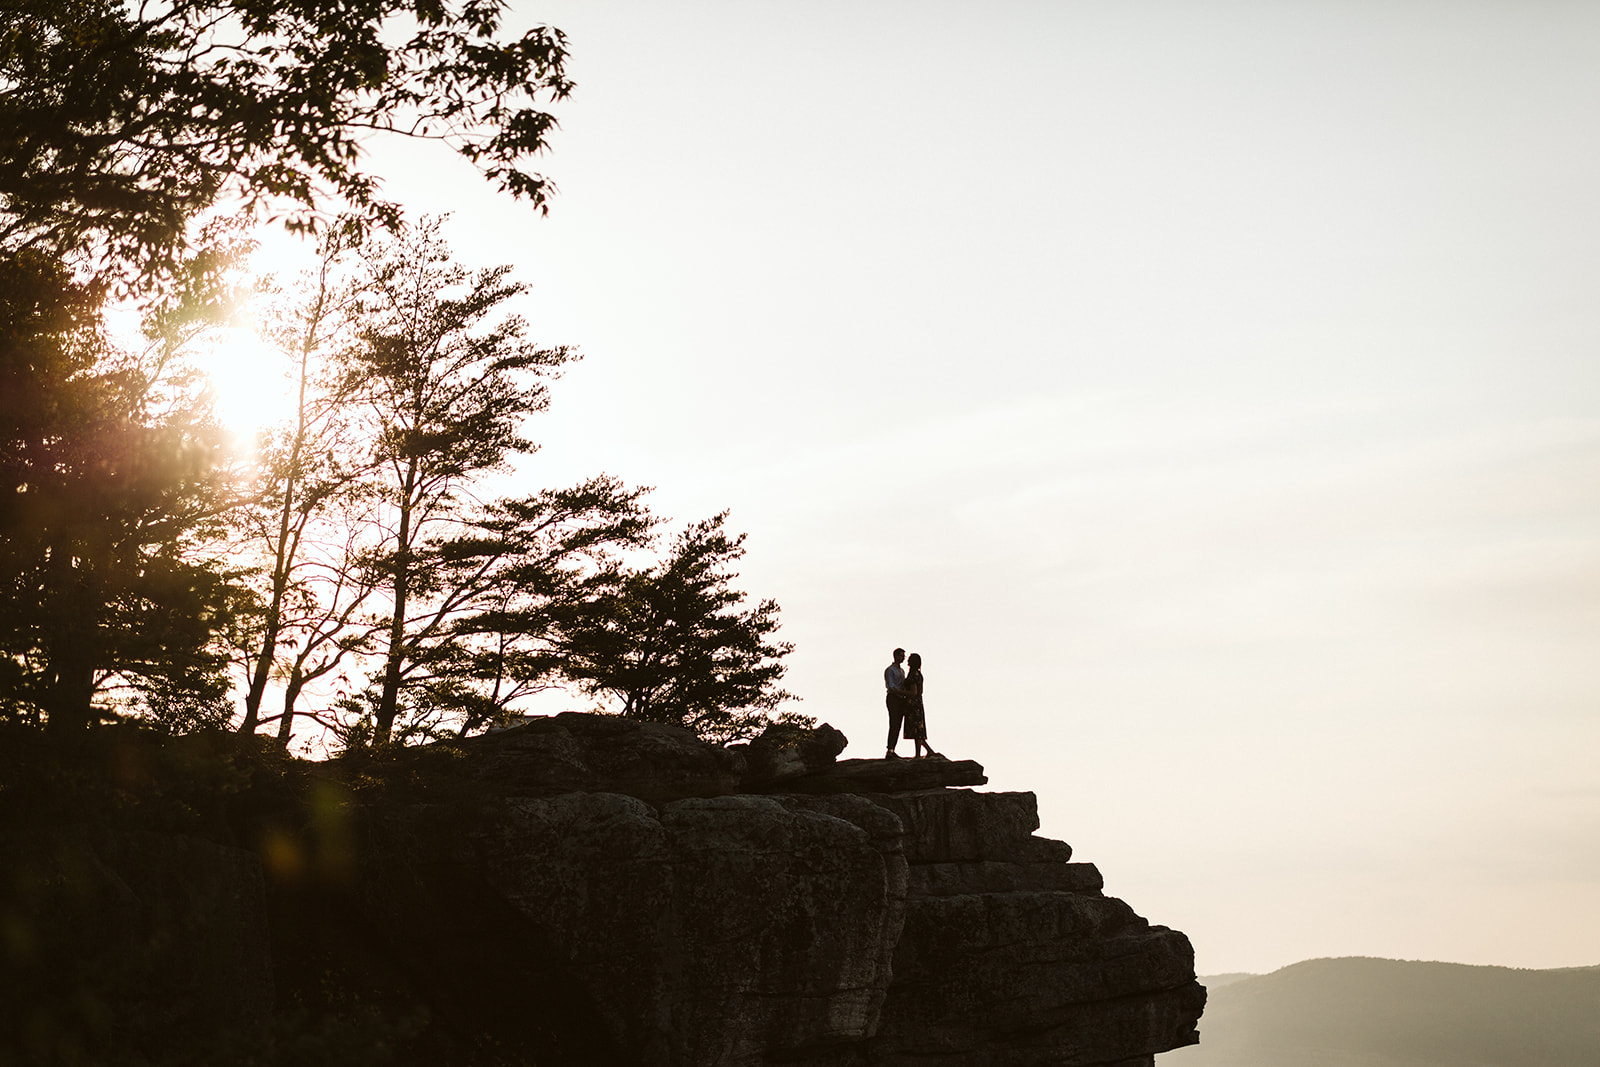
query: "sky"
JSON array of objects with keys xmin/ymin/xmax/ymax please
[{"xmin": 241, "ymin": 0, "xmax": 1600, "ymax": 976}]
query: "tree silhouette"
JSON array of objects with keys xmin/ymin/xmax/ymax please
[
  {"xmin": 558, "ymin": 512, "xmax": 801, "ymax": 744},
  {"xmin": 0, "ymin": 0, "xmax": 591, "ymax": 737},
  {"xmin": 0, "ymin": 0, "xmax": 572, "ymax": 283},
  {"xmin": 400, "ymin": 479, "xmax": 654, "ymax": 738},
  {"xmin": 230, "ymin": 224, "xmax": 384, "ymax": 740},
  {"xmin": 0, "ymin": 251, "xmax": 240, "ymax": 731},
  {"xmin": 0, "ymin": 6, "xmax": 810, "ymax": 746},
  {"xmin": 340, "ymin": 220, "xmax": 572, "ymax": 744}
]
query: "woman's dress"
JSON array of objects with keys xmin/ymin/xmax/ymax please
[{"xmin": 904, "ymin": 670, "xmax": 927, "ymax": 741}]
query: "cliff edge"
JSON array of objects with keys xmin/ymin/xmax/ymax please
[
  {"xmin": 0, "ymin": 715, "xmax": 1205, "ymax": 1066},
  {"xmin": 353, "ymin": 714, "xmax": 1205, "ymax": 1065}
]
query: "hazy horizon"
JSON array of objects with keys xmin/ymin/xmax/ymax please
[
  {"xmin": 1174, "ymin": 955, "xmax": 1600, "ymax": 1066},
  {"xmin": 243, "ymin": 0, "xmax": 1599, "ymax": 975},
  {"xmin": 1202, "ymin": 956, "xmax": 1600, "ymax": 979}
]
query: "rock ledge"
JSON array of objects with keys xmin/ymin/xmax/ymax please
[{"xmin": 362, "ymin": 715, "xmax": 1205, "ymax": 1066}]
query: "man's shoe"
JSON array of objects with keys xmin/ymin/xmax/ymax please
[{"xmin": 885, "ymin": 750, "xmax": 900, "ymax": 760}]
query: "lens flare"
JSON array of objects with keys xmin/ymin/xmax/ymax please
[{"xmin": 198, "ymin": 328, "xmax": 294, "ymax": 443}]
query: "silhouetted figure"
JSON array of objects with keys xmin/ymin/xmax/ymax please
[
  {"xmin": 884, "ymin": 647, "xmax": 909, "ymax": 758},
  {"xmin": 903, "ymin": 652, "xmax": 941, "ymax": 759}
]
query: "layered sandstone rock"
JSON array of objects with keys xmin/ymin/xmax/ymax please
[
  {"xmin": 0, "ymin": 715, "xmax": 1203, "ymax": 1066},
  {"xmin": 357, "ymin": 714, "xmax": 1205, "ymax": 1066},
  {"xmin": 871, "ymin": 786, "xmax": 1202, "ymax": 1067}
]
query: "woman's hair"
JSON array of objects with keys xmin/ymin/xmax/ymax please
[{"xmin": 907, "ymin": 652, "xmax": 922, "ymax": 670}]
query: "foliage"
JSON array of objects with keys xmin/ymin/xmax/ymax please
[
  {"xmin": 224, "ymin": 220, "xmax": 667, "ymax": 748},
  {"xmin": 397, "ymin": 477, "xmax": 654, "ymax": 739},
  {"xmin": 0, "ymin": 205, "xmax": 801, "ymax": 749},
  {"xmin": 558, "ymin": 512, "xmax": 802, "ymax": 743},
  {"xmin": 0, "ymin": 0, "xmax": 807, "ymax": 748},
  {"xmin": 138, "ymin": 679, "xmax": 236, "ymax": 736},
  {"xmin": 231, "ymin": 221, "xmax": 383, "ymax": 741},
  {"xmin": 0, "ymin": 249, "xmax": 243, "ymax": 732},
  {"xmin": 338, "ymin": 218, "xmax": 576, "ymax": 744},
  {"xmin": 0, "ymin": 0, "xmax": 572, "ymax": 284}
]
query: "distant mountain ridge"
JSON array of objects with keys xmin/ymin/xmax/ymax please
[{"xmin": 1170, "ymin": 956, "xmax": 1600, "ymax": 1067}]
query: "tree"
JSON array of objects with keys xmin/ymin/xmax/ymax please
[
  {"xmin": 263, "ymin": 519, "xmax": 383, "ymax": 745},
  {"xmin": 0, "ymin": 250, "xmax": 241, "ymax": 731},
  {"xmin": 557, "ymin": 512, "xmax": 802, "ymax": 743},
  {"xmin": 0, "ymin": 0, "xmax": 581, "ymax": 729},
  {"xmin": 231, "ymin": 222, "xmax": 378, "ymax": 737},
  {"xmin": 0, "ymin": 0, "xmax": 572, "ymax": 283},
  {"xmin": 403, "ymin": 478, "xmax": 653, "ymax": 737},
  {"xmin": 342, "ymin": 220, "xmax": 573, "ymax": 744},
  {"xmin": 218, "ymin": 223, "xmax": 660, "ymax": 749}
]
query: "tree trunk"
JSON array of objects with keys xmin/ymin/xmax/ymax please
[
  {"xmin": 42, "ymin": 538, "xmax": 101, "ymax": 734},
  {"xmin": 240, "ymin": 497, "xmax": 294, "ymax": 733},
  {"xmin": 241, "ymin": 277, "xmax": 324, "ymax": 734},
  {"xmin": 43, "ymin": 655, "xmax": 97, "ymax": 734},
  {"xmin": 374, "ymin": 459, "xmax": 417, "ymax": 745},
  {"xmin": 276, "ymin": 667, "xmax": 306, "ymax": 748}
]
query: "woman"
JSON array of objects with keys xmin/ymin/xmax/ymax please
[{"xmin": 902, "ymin": 652, "xmax": 941, "ymax": 759}]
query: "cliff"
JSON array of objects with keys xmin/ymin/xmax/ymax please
[{"xmin": 0, "ymin": 716, "xmax": 1205, "ymax": 1066}]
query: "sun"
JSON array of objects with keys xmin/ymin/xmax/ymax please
[{"xmin": 196, "ymin": 326, "xmax": 296, "ymax": 443}]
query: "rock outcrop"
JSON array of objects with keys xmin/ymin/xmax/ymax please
[
  {"xmin": 0, "ymin": 824, "xmax": 274, "ymax": 1061},
  {"xmin": 356, "ymin": 714, "xmax": 1205, "ymax": 1065},
  {"xmin": 0, "ymin": 714, "xmax": 1204, "ymax": 1066}
]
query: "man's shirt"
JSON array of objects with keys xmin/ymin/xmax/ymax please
[{"xmin": 885, "ymin": 662, "xmax": 905, "ymax": 692}]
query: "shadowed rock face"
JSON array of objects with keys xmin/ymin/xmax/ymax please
[
  {"xmin": 0, "ymin": 715, "xmax": 1202, "ymax": 1065},
  {"xmin": 361, "ymin": 715, "xmax": 1205, "ymax": 1066},
  {"xmin": 365, "ymin": 790, "xmax": 909, "ymax": 1064},
  {"xmin": 0, "ymin": 826, "xmax": 273, "ymax": 1060}
]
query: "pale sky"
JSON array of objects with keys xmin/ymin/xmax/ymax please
[{"xmin": 254, "ymin": 1, "xmax": 1600, "ymax": 975}]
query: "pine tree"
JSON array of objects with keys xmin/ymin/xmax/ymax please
[
  {"xmin": 341, "ymin": 220, "xmax": 573, "ymax": 744},
  {"xmin": 557, "ymin": 512, "xmax": 803, "ymax": 744},
  {"xmin": 0, "ymin": 251, "xmax": 240, "ymax": 731}
]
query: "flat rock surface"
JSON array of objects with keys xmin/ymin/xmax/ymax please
[
  {"xmin": 455, "ymin": 713, "xmax": 747, "ymax": 803},
  {"xmin": 766, "ymin": 755, "xmax": 989, "ymax": 794},
  {"xmin": 449, "ymin": 714, "xmax": 989, "ymax": 801}
]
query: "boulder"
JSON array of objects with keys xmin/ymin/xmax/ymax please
[
  {"xmin": 2, "ymin": 715, "xmax": 1200, "ymax": 1066},
  {"xmin": 451, "ymin": 714, "xmax": 993, "ymax": 799},
  {"xmin": 909, "ymin": 860, "xmax": 1106, "ymax": 897},
  {"xmin": 455, "ymin": 712, "xmax": 747, "ymax": 802},
  {"xmin": 738, "ymin": 721, "xmax": 849, "ymax": 786},
  {"xmin": 867, "ymin": 788, "xmax": 1067, "ymax": 864}
]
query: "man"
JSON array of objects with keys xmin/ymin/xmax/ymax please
[{"xmin": 884, "ymin": 647, "xmax": 909, "ymax": 759}]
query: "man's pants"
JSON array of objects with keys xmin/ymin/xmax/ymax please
[{"xmin": 886, "ymin": 694, "xmax": 905, "ymax": 750}]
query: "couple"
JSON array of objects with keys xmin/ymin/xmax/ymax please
[{"xmin": 884, "ymin": 647, "xmax": 940, "ymax": 760}]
